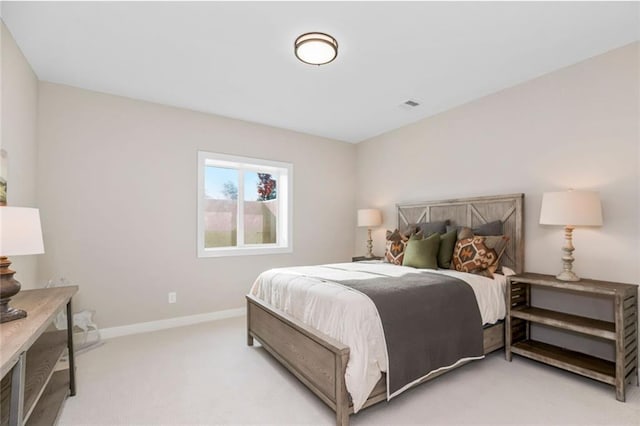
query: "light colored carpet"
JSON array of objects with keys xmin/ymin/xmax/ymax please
[{"xmin": 59, "ymin": 316, "xmax": 639, "ymax": 425}]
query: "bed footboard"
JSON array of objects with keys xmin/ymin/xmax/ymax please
[
  {"xmin": 247, "ymin": 295, "xmax": 504, "ymax": 426},
  {"xmin": 246, "ymin": 295, "xmax": 351, "ymax": 425}
]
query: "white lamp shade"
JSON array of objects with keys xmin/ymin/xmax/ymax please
[
  {"xmin": 357, "ymin": 209, "xmax": 382, "ymax": 227},
  {"xmin": 0, "ymin": 207, "xmax": 45, "ymax": 256},
  {"xmin": 540, "ymin": 191, "xmax": 603, "ymax": 226}
]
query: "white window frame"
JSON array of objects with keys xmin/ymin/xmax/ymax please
[{"xmin": 197, "ymin": 151, "xmax": 293, "ymax": 257}]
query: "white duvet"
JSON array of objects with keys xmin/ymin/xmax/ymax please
[{"xmin": 249, "ymin": 262, "xmax": 508, "ymax": 412}]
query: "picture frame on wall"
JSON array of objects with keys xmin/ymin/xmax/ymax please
[{"xmin": 0, "ymin": 149, "xmax": 7, "ymax": 206}]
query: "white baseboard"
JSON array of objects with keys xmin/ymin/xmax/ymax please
[{"xmin": 98, "ymin": 307, "xmax": 246, "ymax": 340}]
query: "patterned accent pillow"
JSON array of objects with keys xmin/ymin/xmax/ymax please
[
  {"xmin": 451, "ymin": 235, "xmax": 510, "ymax": 278},
  {"xmin": 384, "ymin": 229, "xmax": 422, "ymax": 265},
  {"xmin": 384, "ymin": 230, "xmax": 408, "ymax": 265}
]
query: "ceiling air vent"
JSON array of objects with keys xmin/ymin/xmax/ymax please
[{"xmin": 399, "ymin": 99, "xmax": 421, "ymax": 111}]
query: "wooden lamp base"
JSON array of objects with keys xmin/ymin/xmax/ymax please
[
  {"xmin": 0, "ymin": 256, "xmax": 27, "ymax": 323},
  {"xmin": 0, "ymin": 304, "xmax": 27, "ymax": 323},
  {"xmin": 365, "ymin": 228, "xmax": 375, "ymax": 258},
  {"xmin": 556, "ymin": 225, "xmax": 580, "ymax": 282}
]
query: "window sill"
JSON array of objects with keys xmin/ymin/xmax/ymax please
[{"xmin": 198, "ymin": 246, "xmax": 292, "ymax": 258}]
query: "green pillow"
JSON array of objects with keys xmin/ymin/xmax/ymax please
[
  {"xmin": 438, "ymin": 230, "xmax": 457, "ymax": 269},
  {"xmin": 402, "ymin": 232, "xmax": 440, "ymax": 269}
]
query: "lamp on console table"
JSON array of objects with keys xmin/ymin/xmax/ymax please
[
  {"xmin": 0, "ymin": 207, "xmax": 44, "ymax": 323},
  {"xmin": 539, "ymin": 190, "xmax": 602, "ymax": 282},
  {"xmin": 357, "ymin": 208, "xmax": 382, "ymax": 258}
]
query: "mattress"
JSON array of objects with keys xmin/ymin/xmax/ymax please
[{"xmin": 249, "ymin": 261, "xmax": 508, "ymax": 412}]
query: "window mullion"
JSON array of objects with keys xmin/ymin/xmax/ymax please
[
  {"xmin": 237, "ymin": 169, "xmax": 245, "ymax": 247},
  {"xmin": 280, "ymin": 172, "xmax": 287, "ymax": 247},
  {"xmin": 274, "ymin": 172, "xmax": 280, "ymax": 246}
]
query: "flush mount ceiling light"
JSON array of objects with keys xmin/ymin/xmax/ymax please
[{"xmin": 294, "ymin": 32, "xmax": 338, "ymax": 65}]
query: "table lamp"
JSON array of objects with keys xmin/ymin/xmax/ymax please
[
  {"xmin": 539, "ymin": 190, "xmax": 602, "ymax": 282},
  {"xmin": 357, "ymin": 209, "xmax": 382, "ymax": 258},
  {"xmin": 0, "ymin": 207, "xmax": 45, "ymax": 322}
]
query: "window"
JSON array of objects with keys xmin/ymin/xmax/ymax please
[{"xmin": 197, "ymin": 151, "xmax": 293, "ymax": 257}]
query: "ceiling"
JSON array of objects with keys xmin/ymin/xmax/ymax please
[{"xmin": 2, "ymin": 2, "xmax": 639, "ymax": 143}]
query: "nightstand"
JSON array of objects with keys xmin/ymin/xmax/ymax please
[
  {"xmin": 505, "ymin": 272, "xmax": 638, "ymax": 402},
  {"xmin": 352, "ymin": 256, "xmax": 383, "ymax": 262}
]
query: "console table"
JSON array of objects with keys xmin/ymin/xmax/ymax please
[{"xmin": 0, "ymin": 286, "xmax": 78, "ymax": 425}]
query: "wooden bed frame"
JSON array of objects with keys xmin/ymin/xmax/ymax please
[{"xmin": 247, "ymin": 193, "xmax": 524, "ymax": 425}]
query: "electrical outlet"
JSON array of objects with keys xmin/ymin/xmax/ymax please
[{"xmin": 168, "ymin": 292, "xmax": 177, "ymax": 304}]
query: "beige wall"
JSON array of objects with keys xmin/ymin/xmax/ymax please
[
  {"xmin": 0, "ymin": 22, "xmax": 39, "ymax": 287},
  {"xmin": 356, "ymin": 42, "xmax": 639, "ymax": 359},
  {"xmin": 357, "ymin": 42, "xmax": 639, "ymax": 284},
  {"xmin": 36, "ymin": 82, "xmax": 356, "ymax": 328}
]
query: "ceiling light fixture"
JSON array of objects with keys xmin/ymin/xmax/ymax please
[{"xmin": 294, "ymin": 32, "xmax": 338, "ymax": 66}]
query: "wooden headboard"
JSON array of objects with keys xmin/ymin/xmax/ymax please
[{"xmin": 397, "ymin": 193, "xmax": 525, "ymax": 274}]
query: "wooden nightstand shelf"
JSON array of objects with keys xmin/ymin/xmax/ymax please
[
  {"xmin": 352, "ymin": 256, "xmax": 383, "ymax": 262},
  {"xmin": 505, "ymin": 272, "xmax": 638, "ymax": 402}
]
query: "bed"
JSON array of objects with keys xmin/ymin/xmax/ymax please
[{"xmin": 246, "ymin": 193, "xmax": 524, "ymax": 425}]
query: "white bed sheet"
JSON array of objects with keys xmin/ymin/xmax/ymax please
[{"xmin": 249, "ymin": 262, "xmax": 507, "ymax": 412}]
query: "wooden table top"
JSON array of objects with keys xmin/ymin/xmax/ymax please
[
  {"xmin": 510, "ymin": 272, "xmax": 638, "ymax": 296},
  {"xmin": 0, "ymin": 286, "xmax": 78, "ymax": 378}
]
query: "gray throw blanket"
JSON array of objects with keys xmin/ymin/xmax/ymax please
[{"xmin": 330, "ymin": 270, "xmax": 483, "ymax": 397}]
